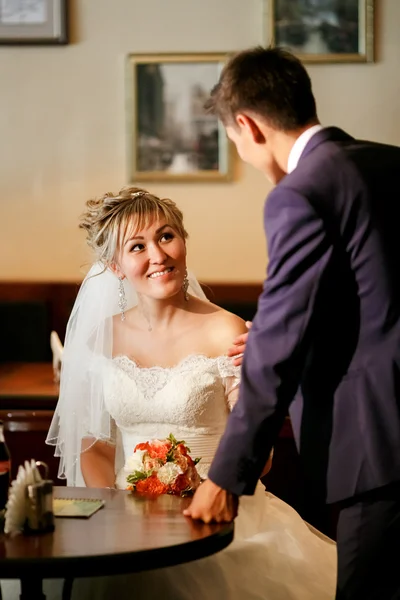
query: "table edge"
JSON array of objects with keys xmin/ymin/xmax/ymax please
[{"xmin": 0, "ymin": 524, "xmax": 234, "ymax": 579}]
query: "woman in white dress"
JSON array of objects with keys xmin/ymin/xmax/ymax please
[{"xmin": 2, "ymin": 186, "xmax": 336, "ymax": 600}]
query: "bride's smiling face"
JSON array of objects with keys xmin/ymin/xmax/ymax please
[{"xmin": 114, "ymin": 216, "xmax": 187, "ymax": 300}]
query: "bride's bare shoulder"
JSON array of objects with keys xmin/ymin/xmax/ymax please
[
  {"xmin": 190, "ymin": 297, "xmax": 247, "ymax": 349},
  {"xmin": 214, "ymin": 308, "xmax": 247, "ymax": 340}
]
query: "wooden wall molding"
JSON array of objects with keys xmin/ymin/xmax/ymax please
[
  {"xmin": 0, "ymin": 281, "xmax": 263, "ymax": 342},
  {"xmin": 201, "ymin": 282, "xmax": 263, "ymax": 303}
]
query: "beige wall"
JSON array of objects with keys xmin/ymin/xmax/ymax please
[{"xmin": 0, "ymin": 0, "xmax": 399, "ymax": 283}]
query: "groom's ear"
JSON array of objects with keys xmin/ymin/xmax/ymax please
[{"xmin": 236, "ymin": 113, "xmax": 266, "ymax": 144}]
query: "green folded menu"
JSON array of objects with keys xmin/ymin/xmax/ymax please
[{"xmin": 53, "ymin": 498, "xmax": 105, "ymax": 518}]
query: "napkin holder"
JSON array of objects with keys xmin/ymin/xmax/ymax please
[
  {"xmin": 25, "ymin": 462, "xmax": 54, "ymax": 534},
  {"xmin": 4, "ymin": 460, "xmax": 54, "ymax": 536}
]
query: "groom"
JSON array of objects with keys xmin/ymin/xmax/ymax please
[{"xmin": 184, "ymin": 47, "xmax": 400, "ymax": 599}]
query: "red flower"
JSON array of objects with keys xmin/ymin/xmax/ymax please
[
  {"xmin": 187, "ymin": 465, "xmax": 201, "ymax": 488},
  {"xmin": 186, "ymin": 455, "xmax": 195, "ymax": 467},
  {"xmin": 176, "ymin": 443, "xmax": 189, "ymax": 457},
  {"xmin": 173, "ymin": 450, "xmax": 188, "ymax": 472},
  {"xmin": 170, "ymin": 473, "xmax": 190, "ymax": 495}
]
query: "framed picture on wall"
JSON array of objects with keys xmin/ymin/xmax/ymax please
[
  {"xmin": 125, "ymin": 53, "xmax": 233, "ymax": 183},
  {"xmin": 0, "ymin": 0, "xmax": 68, "ymax": 45},
  {"xmin": 267, "ymin": 0, "xmax": 374, "ymax": 63}
]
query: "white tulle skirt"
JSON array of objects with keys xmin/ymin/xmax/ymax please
[{"xmin": 0, "ymin": 487, "xmax": 336, "ymax": 600}]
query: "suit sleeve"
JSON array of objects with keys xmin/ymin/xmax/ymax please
[{"xmin": 208, "ymin": 187, "xmax": 333, "ymax": 495}]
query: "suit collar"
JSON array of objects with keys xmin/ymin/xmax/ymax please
[
  {"xmin": 287, "ymin": 124, "xmax": 324, "ymax": 173},
  {"xmin": 298, "ymin": 127, "xmax": 354, "ymax": 164}
]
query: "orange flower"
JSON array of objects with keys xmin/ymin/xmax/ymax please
[
  {"xmin": 128, "ymin": 434, "xmax": 202, "ymax": 497},
  {"xmin": 134, "ymin": 442, "xmax": 150, "ymax": 452},
  {"xmin": 147, "ymin": 440, "xmax": 171, "ymax": 461},
  {"xmin": 136, "ymin": 474, "xmax": 169, "ymax": 496}
]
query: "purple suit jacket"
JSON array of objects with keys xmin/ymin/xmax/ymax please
[{"xmin": 209, "ymin": 127, "xmax": 400, "ymax": 504}]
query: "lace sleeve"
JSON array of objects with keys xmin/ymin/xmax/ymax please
[{"xmin": 217, "ymin": 356, "xmax": 241, "ymax": 411}]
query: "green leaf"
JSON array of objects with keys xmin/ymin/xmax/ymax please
[
  {"xmin": 165, "ymin": 433, "xmax": 196, "ymax": 462},
  {"xmin": 166, "ymin": 447, "xmax": 175, "ymax": 462},
  {"xmin": 126, "ymin": 469, "xmax": 153, "ymax": 484},
  {"xmin": 193, "ymin": 457, "xmax": 201, "ymax": 465},
  {"xmin": 167, "ymin": 432, "xmax": 184, "ymax": 447},
  {"xmin": 167, "ymin": 433, "xmax": 177, "ymax": 445}
]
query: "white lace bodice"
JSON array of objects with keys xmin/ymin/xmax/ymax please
[{"xmin": 102, "ymin": 354, "xmax": 240, "ymax": 487}]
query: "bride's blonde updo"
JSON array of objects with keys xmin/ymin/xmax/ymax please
[{"xmin": 79, "ymin": 186, "xmax": 188, "ymax": 265}]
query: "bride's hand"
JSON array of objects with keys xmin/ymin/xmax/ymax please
[
  {"xmin": 183, "ymin": 478, "xmax": 238, "ymax": 523},
  {"xmin": 227, "ymin": 321, "xmax": 252, "ymax": 366}
]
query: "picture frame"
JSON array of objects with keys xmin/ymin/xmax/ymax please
[
  {"xmin": 125, "ymin": 53, "xmax": 233, "ymax": 183},
  {"xmin": 0, "ymin": 0, "xmax": 68, "ymax": 45},
  {"xmin": 267, "ymin": 0, "xmax": 374, "ymax": 63}
]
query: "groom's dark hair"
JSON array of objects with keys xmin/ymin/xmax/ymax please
[{"xmin": 205, "ymin": 46, "xmax": 318, "ymax": 132}]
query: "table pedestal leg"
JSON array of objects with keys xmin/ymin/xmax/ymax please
[{"xmin": 20, "ymin": 578, "xmax": 45, "ymax": 600}]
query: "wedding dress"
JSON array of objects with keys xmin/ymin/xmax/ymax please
[
  {"xmin": 1, "ymin": 353, "xmax": 336, "ymax": 600},
  {"xmin": 70, "ymin": 353, "xmax": 336, "ymax": 600}
]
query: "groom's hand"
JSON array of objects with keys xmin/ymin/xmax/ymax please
[
  {"xmin": 183, "ymin": 478, "xmax": 238, "ymax": 523},
  {"xmin": 227, "ymin": 321, "xmax": 252, "ymax": 366}
]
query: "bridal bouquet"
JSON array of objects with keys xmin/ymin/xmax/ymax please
[{"xmin": 126, "ymin": 433, "xmax": 202, "ymax": 496}]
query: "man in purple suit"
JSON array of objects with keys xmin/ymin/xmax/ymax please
[{"xmin": 184, "ymin": 47, "xmax": 400, "ymax": 599}]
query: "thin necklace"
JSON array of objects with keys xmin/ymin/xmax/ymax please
[
  {"xmin": 137, "ymin": 295, "xmax": 152, "ymax": 332},
  {"xmin": 140, "ymin": 294, "xmax": 189, "ymax": 332},
  {"xmin": 140, "ymin": 307, "xmax": 152, "ymax": 332}
]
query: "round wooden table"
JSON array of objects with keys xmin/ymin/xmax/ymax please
[{"xmin": 0, "ymin": 486, "xmax": 234, "ymax": 600}]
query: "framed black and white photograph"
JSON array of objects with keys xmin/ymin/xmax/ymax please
[
  {"xmin": 268, "ymin": 0, "xmax": 374, "ymax": 63},
  {"xmin": 0, "ymin": 0, "xmax": 68, "ymax": 45},
  {"xmin": 125, "ymin": 53, "xmax": 232, "ymax": 183}
]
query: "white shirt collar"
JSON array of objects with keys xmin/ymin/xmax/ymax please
[{"xmin": 287, "ymin": 124, "xmax": 324, "ymax": 173}]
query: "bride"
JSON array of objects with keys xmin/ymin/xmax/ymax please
[{"xmin": 4, "ymin": 186, "xmax": 336, "ymax": 599}]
